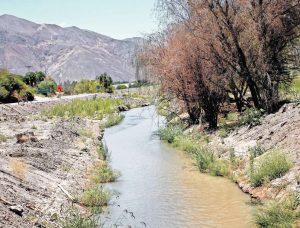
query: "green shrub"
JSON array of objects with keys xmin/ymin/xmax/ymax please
[
  {"xmin": 37, "ymin": 80, "xmax": 57, "ymax": 96},
  {"xmin": 80, "ymin": 186, "xmax": 110, "ymax": 207},
  {"xmin": 91, "ymin": 162, "xmax": 119, "ymax": 183},
  {"xmin": 240, "ymin": 108, "xmax": 264, "ymax": 127},
  {"xmin": 0, "ymin": 70, "xmax": 35, "ymax": 102},
  {"xmin": 159, "ymin": 124, "xmax": 183, "ymax": 143},
  {"xmin": 255, "ymin": 196, "xmax": 300, "ymax": 227},
  {"xmin": 97, "ymin": 142, "xmax": 109, "ymax": 161},
  {"xmin": 209, "ymin": 160, "xmax": 230, "ymax": 177},
  {"xmin": 250, "ymin": 151, "xmax": 292, "ymax": 187},
  {"xmin": 116, "ymin": 84, "xmax": 127, "ymax": 90},
  {"xmin": 249, "ymin": 145, "xmax": 266, "ymax": 173},
  {"xmin": 195, "ymin": 148, "xmax": 216, "ymax": 172},
  {"xmin": 62, "ymin": 210, "xmax": 98, "ymax": 228}
]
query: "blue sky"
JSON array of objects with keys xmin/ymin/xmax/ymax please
[{"xmin": 0, "ymin": 0, "xmax": 158, "ymax": 39}]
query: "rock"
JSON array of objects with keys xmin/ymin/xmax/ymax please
[
  {"xmin": 141, "ymin": 103, "xmax": 150, "ymax": 107},
  {"xmin": 9, "ymin": 205, "xmax": 24, "ymax": 216},
  {"xmin": 118, "ymin": 105, "xmax": 129, "ymax": 112},
  {"xmin": 16, "ymin": 132, "xmax": 37, "ymax": 144}
]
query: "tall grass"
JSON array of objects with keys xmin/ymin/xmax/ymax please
[
  {"xmin": 90, "ymin": 161, "xmax": 119, "ymax": 184},
  {"xmin": 62, "ymin": 210, "xmax": 99, "ymax": 228},
  {"xmin": 80, "ymin": 186, "xmax": 110, "ymax": 207},
  {"xmin": 195, "ymin": 148, "xmax": 230, "ymax": 177},
  {"xmin": 255, "ymin": 195, "xmax": 300, "ymax": 227},
  {"xmin": 159, "ymin": 124, "xmax": 183, "ymax": 143},
  {"xmin": 102, "ymin": 114, "xmax": 124, "ymax": 128},
  {"xmin": 43, "ymin": 98, "xmax": 123, "ymax": 119},
  {"xmin": 250, "ymin": 150, "xmax": 292, "ymax": 187}
]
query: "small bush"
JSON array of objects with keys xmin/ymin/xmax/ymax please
[
  {"xmin": 209, "ymin": 160, "xmax": 230, "ymax": 177},
  {"xmin": 255, "ymin": 196, "xmax": 300, "ymax": 227},
  {"xmin": 62, "ymin": 210, "xmax": 98, "ymax": 228},
  {"xmin": 195, "ymin": 147, "xmax": 230, "ymax": 177},
  {"xmin": 80, "ymin": 186, "xmax": 110, "ymax": 207},
  {"xmin": 195, "ymin": 148, "xmax": 216, "ymax": 172},
  {"xmin": 159, "ymin": 124, "xmax": 183, "ymax": 143},
  {"xmin": 250, "ymin": 151, "xmax": 292, "ymax": 187},
  {"xmin": 116, "ymin": 84, "xmax": 127, "ymax": 90},
  {"xmin": 240, "ymin": 108, "xmax": 264, "ymax": 127},
  {"xmin": 90, "ymin": 161, "xmax": 119, "ymax": 183}
]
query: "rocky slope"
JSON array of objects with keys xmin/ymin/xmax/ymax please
[
  {"xmin": 0, "ymin": 14, "xmax": 143, "ymax": 82},
  {"xmin": 211, "ymin": 102, "xmax": 300, "ymax": 200}
]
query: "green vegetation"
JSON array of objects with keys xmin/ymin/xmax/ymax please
[
  {"xmin": 0, "ymin": 134, "xmax": 7, "ymax": 143},
  {"xmin": 255, "ymin": 195, "xmax": 300, "ymax": 228},
  {"xmin": 80, "ymin": 186, "xmax": 110, "ymax": 207},
  {"xmin": 250, "ymin": 150, "xmax": 292, "ymax": 187},
  {"xmin": 79, "ymin": 129, "xmax": 94, "ymax": 138},
  {"xmin": 90, "ymin": 162, "xmax": 119, "ymax": 184},
  {"xmin": 42, "ymin": 98, "xmax": 123, "ymax": 119},
  {"xmin": 240, "ymin": 108, "xmax": 264, "ymax": 127},
  {"xmin": 173, "ymin": 135, "xmax": 199, "ymax": 154},
  {"xmin": 37, "ymin": 79, "xmax": 57, "ymax": 96},
  {"xmin": 292, "ymin": 76, "xmax": 300, "ymax": 93},
  {"xmin": 23, "ymin": 71, "xmax": 46, "ymax": 87},
  {"xmin": 194, "ymin": 148, "xmax": 229, "ymax": 177},
  {"xmin": 116, "ymin": 84, "xmax": 128, "ymax": 90},
  {"xmin": 96, "ymin": 73, "xmax": 113, "ymax": 93},
  {"xmin": 97, "ymin": 142, "xmax": 109, "ymax": 161},
  {"xmin": 159, "ymin": 124, "xmax": 183, "ymax": 143},
  {"xmin": 74, "ymin": 79, "xmax": 101, "ymax": 94},
  {"xmin": 62, "ymin": 210, "xmax": 99, "ymax": 228},
  {"xmin": 102, "ymin": 114, "xmax": 124, "ymax": 128},
  {"xmin": 0, "ymin": 69, "xmax": 35, "ymax": 102}
]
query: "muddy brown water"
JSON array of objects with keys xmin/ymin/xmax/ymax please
[{"xmin": 103, "ymin": 106, "xmax": 254, "ymax": 228}]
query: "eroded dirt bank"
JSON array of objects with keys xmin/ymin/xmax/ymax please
[
  {"xmin": 210, "ymin": 102, "xmax": 300, "ymax": 200},
  {"xmin": 0, "ymin": 96, "xmax": 145, "ymax": 228}
]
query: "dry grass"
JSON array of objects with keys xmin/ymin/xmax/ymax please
[{"xmin": 10, "ymin": 159, "xmax": 28, "ymax": 180}]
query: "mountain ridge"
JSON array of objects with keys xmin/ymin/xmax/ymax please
[{"xmin": 0, "ymin": 14, "xmax": 143, "ymax": 82}]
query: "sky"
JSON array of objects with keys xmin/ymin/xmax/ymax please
[{"xmin": 0, "ymin": 0, "xmax": 158, "ymax": 39}]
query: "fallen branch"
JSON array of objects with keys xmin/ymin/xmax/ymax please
[{"xmin": 57, "ymin": 184, "xmax": 75, "ymax": 202}]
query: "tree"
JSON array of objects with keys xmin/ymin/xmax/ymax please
[
  {"xmin": 96, "ymin": 73, "xmax": 113, "ymax": 92},
  {"xmin": 23, "ymin": 71, "xmax": 46, "ymax": 87},
  {"xmin": 0, "ymin": 69, "xmax": 34, "ymax": 102}
]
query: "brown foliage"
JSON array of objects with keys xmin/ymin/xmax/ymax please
[{"xmin": 147, "ymin": 0, "xmax": 300, "ymax": 127}]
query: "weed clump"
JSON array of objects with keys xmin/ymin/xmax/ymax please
[
  {"xmin": 255, "ymin": 195, "xmax": 300, "ymax": 227},
  {"xmin": 250, "ymin": 150, "xmax": 292, "ymax": 187},
  {"xmin": 159, "ymin": 124, "xmax": 182, "ymax": 143},
  {"xmin": 90, "ymin": 161, "xmax": 119, "ymax": 184},
  {"xmin": 42, "ymin": 98, "xmax": 123, "ymax": 119},
  {"xmin": 102, "ymin": 114, "xmax": 124, "ymax": 128},
  {"xmin": 80, "ymin": 186, "xmax": 110, "ymax": 207}
]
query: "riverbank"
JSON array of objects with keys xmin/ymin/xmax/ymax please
[
  {"xmin": 0, "ymin": 96, "xmax": 147, "ymax": 227},
  {"xmin": 159, "ymin": 102, "xmax": 300, "ymax": 227}
]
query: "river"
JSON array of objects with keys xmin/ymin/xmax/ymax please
[{"xmin": 103, "ymin": 106, "xmax": 254, "ymax": 228}]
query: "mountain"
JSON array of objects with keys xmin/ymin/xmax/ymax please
[{"xmin": 0, "ymin": 14, "xmax": 144, "ymax": 82}]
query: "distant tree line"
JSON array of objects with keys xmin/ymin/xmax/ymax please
[{"xmin": 143, "ymin": 0, "xmax": 300, "ymax": 128}]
